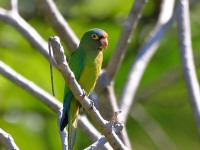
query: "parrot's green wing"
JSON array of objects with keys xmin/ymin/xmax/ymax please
[{"xmin": 60, "ymin": 49, "xmax": 85, "ymax": 149}]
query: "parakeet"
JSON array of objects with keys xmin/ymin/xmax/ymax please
[{"xmin": 60, "ymin": 28, "xmax": 108, "ymax": 150}]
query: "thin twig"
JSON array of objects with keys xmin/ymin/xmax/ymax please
[
  {"xmin": 10, "ymin": 0, "xmax": 18, "ymax": 12},
  {"xmin": 119, "ymin": 0, "xmax": 176, "ymax": 122},
  {"xmin": 48, "ymin": 39, "xmax": 56, "ymax": 96},
  {"xmin": 0, "ymin": 128, "xmax": 20, "ymax": 150},
  {"xmin": 35, "ymin": 0, "xmax": 79, "ymax": 52},
  {"xmin": 49, "ymin": 36, "xmax": 128, "ymax": 150},
  {"xmin": 177, "ymin": 0, "xmax": 200, "ymax": 134},
  {"xmin": 106, "ymin": 0, "xmax": 147, "ymax": 81}
]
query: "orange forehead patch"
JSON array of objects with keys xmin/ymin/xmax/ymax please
[{"xmin": 102, "ymin": 32, "xmax": 108, "ymax": 38}]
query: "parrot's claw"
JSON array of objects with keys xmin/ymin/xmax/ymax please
[
  {"xmin": 81, "ymin": 89, "xmax": 94, "ymax": 110},
  {"xmin": 81, "ymin": 89, "xmax": 87, "ymax": 99},
  {"xmin": 89, "ymin": 100, "xmax": 94, "ymax": 110},
  {"xmin": 80, "ymin": 106, "xmax": 84, "ymax": 112}
]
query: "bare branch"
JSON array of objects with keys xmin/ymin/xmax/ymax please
[
  {"xmin": 0, "ymin": 128, "xmax": 19, "ymax": 150},
  {"xmin": 0, "ymin": 7, "xmax": 57, "ymax": 66},
  {"xmin": 0, "ymin": 61, "xmax": 61, "ymax": 113},
  {"xmin": 10, "ymin": 0, "xmax": 18, "ymax": 12},
  {"xmin": 35, "ymin": 0, "xmax": 79, "ymax": 52},
  {"xmin": 119, "ymin": 0, "xmax": 176, "ymax": 122},
  {"xmin": 49, "ymin": 36, "xmax": 128, "ymax": 150},
  {"xmin": 177, "ymin": 0, "xmax": 200, "ymax": 134},
  {"xmin": 106, "ymin": 0, "xmax": 147, "ymax": 81}
]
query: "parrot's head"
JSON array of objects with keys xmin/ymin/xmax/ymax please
[{"xmin": 79, "ymin": 28, "xmax": 108, "ymax": 51}]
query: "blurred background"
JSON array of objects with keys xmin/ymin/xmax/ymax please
[{"xmin": 0, "ymin": 0, "xmax": 200, "ymax": 149}]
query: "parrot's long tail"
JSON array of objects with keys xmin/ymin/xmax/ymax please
[
  {"xmin": 68, "ymin": 102, "xmax": 79, "ymax": 150},
  {"xmin": 60, "ymin": 113, "xmax": 68, "ymax": 132}
]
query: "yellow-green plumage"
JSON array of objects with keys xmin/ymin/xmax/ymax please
[
  {"xmin": 79, "ymin": 50, "xmax": 103, "ymax": 94},
  {"xmin": 60, "ymin": 28, "xmax": 108, "ymax": 150}
]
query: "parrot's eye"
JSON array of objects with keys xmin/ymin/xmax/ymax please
[{"xmin": 91, "ymin": 34, "xmax": 99, "ymax": 40}]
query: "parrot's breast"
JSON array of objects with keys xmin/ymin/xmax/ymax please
[{"xmin": 78, "ymin": 51, "xmax": 103, "ymax": 95}]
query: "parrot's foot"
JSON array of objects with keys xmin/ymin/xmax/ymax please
[
  {"xmin": 80, "ymin": 106, "xmax": 84, "ymax": 112},
  {"xmin": 89, "ymin": 100, "xmax": 94, "ymax": 110},
  {"xmin": 81, "ymin": 89, "xmax": 94, "ymax": 110},
  {"xmin": 81, "ymin": 89, "xmax": 87, "ymax": 99}
]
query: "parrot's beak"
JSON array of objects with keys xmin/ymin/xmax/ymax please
[{"xmin": 99, "ymin": 37, "xmax": 108, "ymax": 49}]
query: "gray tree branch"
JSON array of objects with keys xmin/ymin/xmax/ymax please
[
  {"xmin": 106, "ymin": 0, "xmax": 147, "ymax": 81},
  {"xmin": 35, "ymin": 0, "xmax": 79, "ymax": 52},
  {"xmin": 0, "ymin": 61, "xmax": 61, "ymax": 112},
  {"xmin": 10, "ymin": 0, "xmax": 18, "ymax": 12},
  {"xmin": 0, "ymin": 128, "xmax": 19, "ymax": 150},
  {"xmin": 177, "ymin": 0, "xmax": 200, "ymax": 134},
  {"xmin": 119, "ymin": 0, "xmax": 176, "ymax": 122},
  {"xmin": 0, "ymin": 7, "xmax": 55, "ymax": 66}
]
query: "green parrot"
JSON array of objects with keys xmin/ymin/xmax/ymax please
[{"xmin": 60, "ymin": 28, "xmax": 108, "ymax": 150}]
